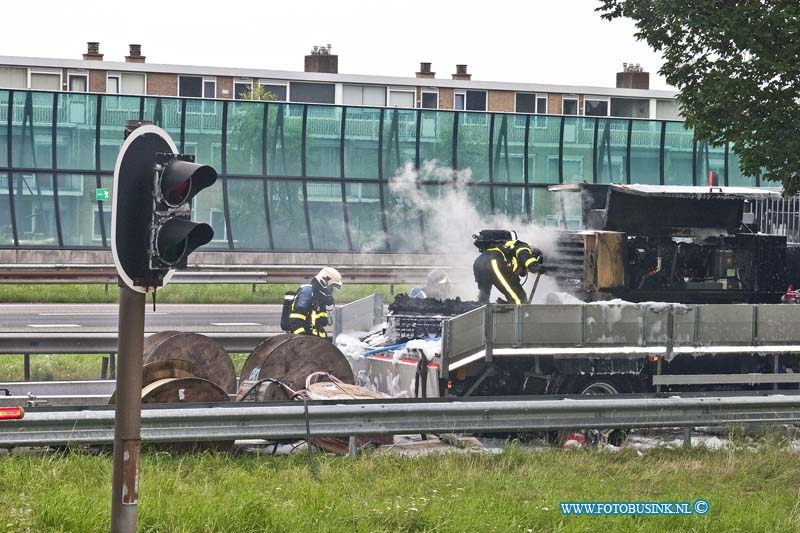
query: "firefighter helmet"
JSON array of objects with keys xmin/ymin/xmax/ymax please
[{"xmin": 314, "ymin": 267, "xmax": 343, "ymax": 293}]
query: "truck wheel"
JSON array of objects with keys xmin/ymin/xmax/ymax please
[
  {"xmin": 551, "ymin": 375, "xmax": 629, "ymax": 447},
  {"xmin": 576, "ymin": 378, "xmax": 624, "ymax": 395}
]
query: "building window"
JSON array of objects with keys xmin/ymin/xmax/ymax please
[
  {"xmin": 0, "ymin": 66, "xmax": 27, "ymax": 89},
  {"xmin": 465, "ymin": 90, "xmax": 487, "ymax": 111},
  {"xmin": 120, "ymin": 73, "xmax": 146, "ymax": 95},
  {"xmin": 108, "ymin": 72, "xmax": 145, "ymax": 95},
  {"xmin": 515, "ymin": 93, "xmax": 548, "ymax": 114},
  {"xmin": 343, "ymin": 85, "xmax": 386, "ymax": 107},
  {"xmin": 610, "ymin": 97, "xmax": 650, "ymax": 118},
  {"xmin": 107, "ymin": 74, "xmax": 120, "ymax": 94},
  {"xmin": 656, "ymin": 99, "xmax": 680, "ymax": 120},
  {"xmin": 259, "ymin": 82, "xmax": 288, "ymax": 101},
  {"xmin": 388, "ymin": 89, "xmax": 415, "ymax": 108},
  {"xmin": 562, "ymin": 97, "xmax": 579, "ymax": 115},
  {"xmin": 29, "ymin": 70, "xmax": 60, "ymax": 91},
  {"xmin": 234, "ymin": 79, "xmax": 253, "ymax": 99},
  {"xmin": 68, "ymin": 73, "xmax": 88, "ymax": 92},
  {"xmin": 210, "ymin": 208, "xmax": 226, "ymax": 241},
  {"xmin": 536, "ymin": 96, "xmax": 548, "ymax": 114},
  {"xmin": 515, "ymin": 93, "xmax": 534, "ymax": 113},
  {"xmin": 203, "ymin": 78, "xmax": 216, "ymax": 99},
  {"xmin": 289, "ymin": 82, "xmax": 335, "ymax": 104},
  {"xmin": 178, "ymin": 75, "xmax": 203, "ymax": 97},
  {"xmin": 421, "ymin": 90, "xmax": 438, "ymax": 109},
  {"xmin": 454, "ymin": 91, "xmax": 465, "ymax": 111},
  {"xmin": 342, "ymin": 85, "xmax": 386, "ymax": 107},
  {"xmin": 92, "ymin": 207, "xmax": 111, "ymax": 241},
  {"xmin": 584, "ymin": 97, "xmax": 610, "ymax": 117}
]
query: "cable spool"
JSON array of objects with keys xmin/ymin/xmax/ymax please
[
  {"xmin": 236, "ymin": 333, "xmax": 354, "ymax": 401},
  {"xmin": 138, "ymin": 377, "xmax": 228, "ymax": 404},
  {"xmin": 110, "ymin": 376, "xmax": 233, "ymax": 451},
  {"xmin": 143, "ymin": 331, "xmax": 237, "ymax": 394}
]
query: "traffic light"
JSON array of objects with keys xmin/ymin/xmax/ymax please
[
  {"xmin": 150, "ymin": 153, "xmax": 216, "ymax": 270},
  {"xmin": 112, "ymin": 123, "xmax": 217, "ymax": 291}
]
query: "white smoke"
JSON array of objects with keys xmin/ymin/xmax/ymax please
[{"xmin": 385, "ymin": 161, "xmax": 571, "ymax": 303}]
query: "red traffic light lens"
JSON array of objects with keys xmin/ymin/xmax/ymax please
[
  {"xmin": 166, "ymin": 180, "xmax": 191, "ymax": 206},
  {"xmin": 160, "ymin": 159, "xmax": 216, "ymax": 208}
]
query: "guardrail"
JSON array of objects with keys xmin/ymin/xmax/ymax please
[
  {"xmin": 0, "ymin": 332, "xmax": 274, "ymax": 381},
  {"xmin": 0, "ymin": 266, "xmax": 267, "ymax": 287},
  {"xmin": 1, "ymin": 393, "xmax": 798, "ymax": 447},
  {"xmin": 0, "ymin": 332, "xmax": 272, "ymax": 355},
  {"xmin": 0, "ymin": 380, "xmax": 116, "ymax": 408},
  {"xmin": 0, "ymin": 264, "xmax": 450, "ymax": 286}
]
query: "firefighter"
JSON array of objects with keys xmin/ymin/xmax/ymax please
[
  {"xmin": 473, "ymin": 234, "xmax": 544, "ymax": 304},
  {"xmin": 410, "ymin": 268, "xmax": 453, "ymax": 300},
  {"xmin": 285, "ymin": 267, "xmax": 343, "ymax": 338}
]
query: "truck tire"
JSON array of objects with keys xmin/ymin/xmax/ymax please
[{"xmin": 550, "ymin": 375, "xmax": 630, "ymax": 447}]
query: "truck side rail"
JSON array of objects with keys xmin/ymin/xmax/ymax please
[
  {"xmin": 333, "ymin": 293, "xmax": 384, "ymax": 340},
  {"xmin": 441, "ymin": 303, "xmax": 800, "ymax": 378}
]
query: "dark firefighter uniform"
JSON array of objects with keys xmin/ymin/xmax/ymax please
[
  {"xmin": 474, "ymin": 240, "xmax": 543, "ymax": 304},
  {"xmin": 287, "ymin": 284, "xmax": 332, "ymax": 338},
  {"xmin": 284, "ymin": 267, "xmax": 342, "ymax": 338}
]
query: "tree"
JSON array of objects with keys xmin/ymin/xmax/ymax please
[
  {"xmin": 239, "ymin": 85, "xmax": 278, "ymax": 102},
  {"xmin": 597, "ymin": 0, "xmax": 800, "ymax": 193},
  {"xmin": 229, "ymin": 85, "xmax": 277, "ymax": 164}
]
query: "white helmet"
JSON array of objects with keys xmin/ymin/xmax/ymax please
[{"xmin": 314, "ymin": 267, "xmax": 343, "ymax": 292}]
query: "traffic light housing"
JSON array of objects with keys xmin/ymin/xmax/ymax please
[
  {"xmin": 112, "ymin": 124, "xmax": 217, "ymax": 291},
  {"xmin": 150, "ymin": 153, "xmax": 216, "ymax": 270}
]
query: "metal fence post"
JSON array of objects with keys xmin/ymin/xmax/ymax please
[
  {"xmin": 348, "ymin": 436, "xmax": 358, "ymax": 458},
  {"xmin": 23, "ymin": 353, "xmax": 30, "ymax": 381}
]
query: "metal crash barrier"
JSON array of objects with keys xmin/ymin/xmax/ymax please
[{"xmin": 1, "ymin": 393, "xmax": 800, "ymax": 448}]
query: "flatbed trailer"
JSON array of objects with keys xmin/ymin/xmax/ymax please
[{"xmin": 439, "ymin": 302, "xmax": 800, "ymax": 397}]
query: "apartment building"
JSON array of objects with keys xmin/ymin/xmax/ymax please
[{"xmin": 0, "ymin": 42, "xmax": 679, "ymax": 119}]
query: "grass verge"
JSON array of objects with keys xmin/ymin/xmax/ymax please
[
  {"xmin": 0, "ymin": 443, "xmax": 798, "ymax": 532},
  {"xmin": 0, "ymin": 283, "xmax": 411, "ymax": 305}
]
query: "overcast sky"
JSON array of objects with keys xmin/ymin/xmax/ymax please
[{"xmin": 2, "ymin": 0, "xmax": 672, "ymax": 90}]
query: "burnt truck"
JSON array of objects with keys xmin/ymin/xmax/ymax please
[
  {"xmin": 345, "ymin": 184, "xmax": 800, "ymax": 400},
  {"xmin": 546, "ymin": 183, "xmax": 799, "ymax": 304}
]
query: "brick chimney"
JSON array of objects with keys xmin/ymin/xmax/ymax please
[
  {"xmin": 616, "ymin": 62, "xmax": 649, "ymax": 90},
  {"xmin": 304, "ymin": 44, "xmax": 338, "ymax": 74},
  {"xmin": 416, "ymin": 62, "xmax": 435, "ymax": 79},
  {"xmin": 452, "ymin": 64, "xmax": 471, "ymax": 81},
  {"xmin": 125, "ymin": 44, "xmax": 146, "ymax": 63},
  {"xmin": 83, "ymin": 42, "xmax": 103, "ymax": 61}
]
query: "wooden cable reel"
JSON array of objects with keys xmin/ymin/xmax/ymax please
[
  {"xmin": 143, "ymin": 332, "xmax": 237, "ymax": 394},
  {"xmin": 237, "ymin": 333, "xmax": 355, "ymax": 401}
]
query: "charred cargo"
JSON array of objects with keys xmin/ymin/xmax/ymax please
[
  {"xmin": 387, "ymin": 294, "xmax": 481, "ymax": 343},
  {"xmin": 545, "ymin": 184, "xmax": 799, "ymax": 304}
]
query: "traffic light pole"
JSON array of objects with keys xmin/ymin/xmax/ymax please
[{"xmin": 111, "ymin": 284, "xmax": 146, "ymax": 533}]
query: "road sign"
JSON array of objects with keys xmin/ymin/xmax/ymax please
[{"xmin": 95, "ymin": 188, "xmax": 110, "ymax": 201}]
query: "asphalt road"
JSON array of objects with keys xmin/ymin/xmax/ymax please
[{"xmin": 0, "ymin": 303, "xmax": 284, "ymax": 333}]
